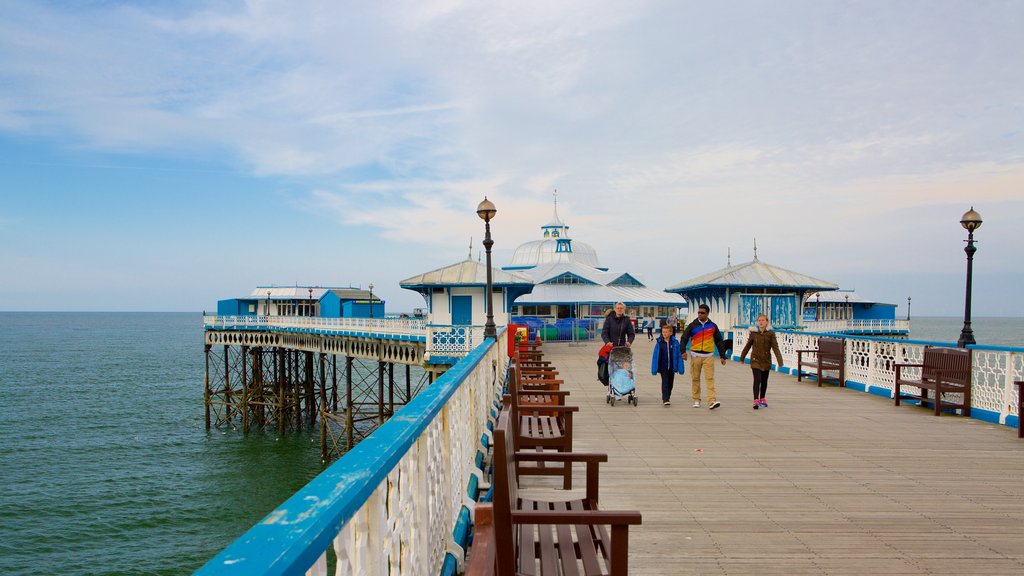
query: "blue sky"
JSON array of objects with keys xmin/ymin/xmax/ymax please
[{"xmin": 1, "ymin": 0, "xmax": 1021, "ymax": 316}]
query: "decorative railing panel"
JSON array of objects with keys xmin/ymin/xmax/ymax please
[
  {"xmin": 802, "ymin": 319, "xmax": 910, "ymax": 333},
  {"xmin": 732, "ymin": 330, "xmax": 1022, "ymax": 426},
  {"xmin": 426, "ymin": 324, "xmax": 485, "ymax": 362},
  {"xmin": 197, "ymin": 330, "xmax": 506, "ymax": 575},
  {"xmin": 203, "ymin": 315, "xmax": 427, "ymax": 339}
]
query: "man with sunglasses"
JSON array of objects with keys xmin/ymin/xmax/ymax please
[{"xmin": 679, "ymin": 304, "xmax": 728, "ymax": 409}]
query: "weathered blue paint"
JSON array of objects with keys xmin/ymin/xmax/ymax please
[{"xmin": 196, "ymin": 339, "xmax": 495, "ymax": 576}]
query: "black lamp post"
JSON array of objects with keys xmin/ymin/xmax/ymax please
[
  {"xmin": 368, "ymin": 283, "xmax": 374, "ymax": 319},
  {"xmin": 477, "ymin": 197, "xmax": 497, "ymax": 340},
  {"xmin": 814, "ymin": 293, "xmax": 819, "ymax": 321},
  {"xmin": 957, "ymin": 207, "xmax": 983, "ymax": 347},
  {"xmin": 308, "ymin": 287, "xmax": 313, "ymax": 317},
  {"xmin": 844, "ymin": 294, "xmax": 849, "ymax": 320},
  {"xmin": 907, "ymin": 296, "xmax": 911, "ymax": 322},
  {"xmin": 267, "ymin": 290, "xmax": 272, "ymax": 316}
]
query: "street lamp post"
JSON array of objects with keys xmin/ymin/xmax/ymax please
[
  {"xmin": 957, "ymin": 207, "xmax": 983, "ymax": 347},
  {"xmin": 814, "ymin": 293, "xmax": 819, "ymax": 321},
  {"xmin": 308, "ymin": 287, "xmax": 313, "ymax": 317},
  {"xmin": 368, "ymin": 283, "xmax": 374, "ymax": 319},
  {"xmin": 907, "ymin": 296, "xmax": 911, "ymax": 322},
  {"xmin": 844, "ymin": 294, "xmax": 849, "ymax": 321},
  {"xmin": 477, "ymin": 197, "xmax": 497, "ymax": 340},
  {"xmin": 267, "ymin": 291, "xmax": 272, "ymax": 317}
]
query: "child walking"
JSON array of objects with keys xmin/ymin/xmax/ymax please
[
  {"xmin": 650, "ymin": 324, "xmax": 684, "ymax": 405},
  {"xmin": 738, "ymin": 314, "xmax": 784, "ymax": 409}
]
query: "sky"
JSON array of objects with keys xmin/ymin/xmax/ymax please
[{"xmin": 0, "ymin": 0, "xmax": 1021, "ymax": 316}]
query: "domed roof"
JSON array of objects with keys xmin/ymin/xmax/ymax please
[
  {"xmin": 507, "ymin": 197, "xmax": 602, "ymax": 269},
  {"xmin": 509, "ymin": 239, "xmax": 602, "ymax": 268}
]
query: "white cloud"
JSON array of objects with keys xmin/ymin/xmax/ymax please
[{"xmin": 1, "ymin": 1, "xmax": 1023, "ymax": 313}]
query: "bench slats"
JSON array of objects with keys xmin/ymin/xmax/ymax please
[{"xmin": 895, "ymin": 347, "xmax": 972, "ymax": 416}]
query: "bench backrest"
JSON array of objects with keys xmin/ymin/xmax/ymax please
[
  {"xmin": 817, "ymin": 337, "xmax": 844, "ymax": 357},
  {"xmin": 491, "ymin": 411, "xmax": 519, "ymax": 574},
  {"xmin": 921, "ymin": 347, "xmax": 971, "ymax": 384}
]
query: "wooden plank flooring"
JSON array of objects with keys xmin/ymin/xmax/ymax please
[{"xmin": 519, "ymin": 339, "xmax": 1024, "ymax": 575}]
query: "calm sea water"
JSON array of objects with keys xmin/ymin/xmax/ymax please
[
  {"xmin": 906, "ymin": 315, "xmax": 1022, "ymax": 347},
  {"xmin": 1, "ymin": 313, "xmax": 1019, "ymax": 575},
  {"xmin": 0, "ymin": 313, "xmax": 326, "ymax": 576}
]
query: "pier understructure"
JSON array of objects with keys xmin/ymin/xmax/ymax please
[{"xmin": 203, "ymin": 328, "xmax": 433, "ymax": 461}]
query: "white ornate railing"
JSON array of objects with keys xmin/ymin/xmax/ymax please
[
  {"xmin": 426, "ymin": 324, "xmax": 486, "ymax": 361},
  {"xmin": 732, "ymin": 330, "xmax": 1023, "ymax": 427},
  {"xmin": 203, "ymin": 315, "xmax": 427, "ymax": 339},
  {"xmin": 197, "ymin": 330, "xmax": 506, "ymax": 575},
  {"xmin": 801, "ymin": 319, "xmax": 910, "ymax": 333}
]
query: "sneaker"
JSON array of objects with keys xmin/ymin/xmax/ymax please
[
  {"xmin": 692, "ymin": 401, "xmax": 701, "ymax": 408},
  {"xmin": 663, "ymin": 400, "xmax": 671, "ymax": 406},
  {"xmin": 759, "ymin": 398, "xmax": 768, "ymax": 407},
  {"xmin": 709, "ymin": 401, "xmax": 721, "ymax": 410},
  {"xmin": 753, "ymin": 401, "xmax": 759, "ymax": 410}
]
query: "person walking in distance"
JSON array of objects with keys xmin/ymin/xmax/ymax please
[
  {"xmin": 650, "ymin": 324, "xmax": 684, "ymax": 405},
  {"xmin": 739, "ymin": 314, "xmax": 784, "ymax": 409},
  {"xmin": 602, "ymin": 302, "xmax": 635, "ymax": 349},
  {"xmin": 679, "ymin": 304, "xmax": 728, "ymax": 409}
]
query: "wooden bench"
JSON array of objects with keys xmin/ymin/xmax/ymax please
[
  {"xmin": 895, "ymin": 347, "xmax": 972, "ymax": 416},
  {"xmin": 797, "ymin": 337, "xmax": 846, "ymax": 387},
  {"xmin": 1015, "ymin": 381, "xmax": 1023, "ymax": 438},
  {"xmin": 465, "ymin": 411, "xmax": 641, "ymax": 575},
  {"xmin": 504, "ymin": 389, "xmax": 578, "ymax": 489},
  {"xmin": 466, "ymin": 503, "xmax": 496, "ymax": 574}
]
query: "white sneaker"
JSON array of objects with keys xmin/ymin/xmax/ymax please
[{"xmin": 692, "ymin": 402, "xmax": 700, "ymax": 408}]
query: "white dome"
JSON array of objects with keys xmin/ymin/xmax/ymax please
[{"xmin": 509, "ymin": 239, "xmax": 602, "ymax": 268}]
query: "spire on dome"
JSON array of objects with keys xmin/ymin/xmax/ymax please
[{"xmin": 542, "ymin": 189, "xmax": 568, "ymax": 238}]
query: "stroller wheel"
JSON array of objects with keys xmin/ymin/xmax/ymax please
[{"xmin": 631, "ymin": 396, "xmax": 638, "ymax": 406}]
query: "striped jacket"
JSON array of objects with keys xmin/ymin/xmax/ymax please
[{"xmin": 680, "ymin": 318, "xmax": 726, "ymax": 358}]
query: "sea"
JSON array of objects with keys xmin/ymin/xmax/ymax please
[{"xmin": 0, "ymin": 312, "xmax": 1020, "ymax": 575}]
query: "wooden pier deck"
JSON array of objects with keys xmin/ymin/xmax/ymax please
[{"xmin": 525, "ymin": 339, "xmax": 1024, "ymax": 575}]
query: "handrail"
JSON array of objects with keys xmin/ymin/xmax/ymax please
[
  {"xmin": 800, "ymin": 319, "xmax": 910, "ymax": 333},
  {"xmin": 203, "ymin": 315, "xmax": 426, "ymax": 339},
  {"xmin": 196, "ymin": 330, "xmax": 507, "ymax": 575},
  {"xmin": 731, "ymin": 329, "xmax": 1023, "ymax": 428}
]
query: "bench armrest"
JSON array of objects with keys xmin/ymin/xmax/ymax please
[
  {"xmin": 511, "ymin": 510, "xmax": 643, "ymax": 526},
  {"xmin": 522, "ymin": 405, "xmax": 579, "ymax": 414},
  {"xmin": 516, "ymin": 389, "xmax": 571, "ymax": 398},
  {"xmin": 514, "ymin": 451, "xmax": 607, "ymax": 463}
]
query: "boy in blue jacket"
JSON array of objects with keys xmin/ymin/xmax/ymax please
[{"xmin": 651, "ymin": 324, "xmax": 685, "ymax": 405}]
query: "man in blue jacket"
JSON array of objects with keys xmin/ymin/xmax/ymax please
[{"xmin": 651, "ymin": 324, "xmax": 684, "ymax": 405}]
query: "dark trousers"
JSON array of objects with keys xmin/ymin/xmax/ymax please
[
  {"xmin": 659, "ymin": 371, "xmax": 675, "ymax": 401},
  {"xmin": 752, "ymin": 368, "xmax": 770, "ymax": 399}
]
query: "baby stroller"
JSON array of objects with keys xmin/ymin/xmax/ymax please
[{"xmin": 606, "ymin": 346, "xmax": 638, "ymax": 406}]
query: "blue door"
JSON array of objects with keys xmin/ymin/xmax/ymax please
[{"xmin": 452, "ymin": 295, "xmax": 473, "ymax": 326}]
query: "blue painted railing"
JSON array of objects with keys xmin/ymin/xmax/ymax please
[{"xmin": 196, "ymin": 330, "xmax": 506, "ymax": 575}]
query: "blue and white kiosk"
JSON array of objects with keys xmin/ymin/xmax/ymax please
[
  {"xmin": 400, "ymin": 258, "xmax": 534, "ymax": 366},
  {"xmin": 665, "ymin": 257, "xmax": 838, "ymax": 337}
]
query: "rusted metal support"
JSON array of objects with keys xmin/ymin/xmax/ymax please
[
  {"xmin": 223, "ymin": 345, "xmax": 232, "ymax": 422},
  {"xmin": 204, "ymin": 344, "xmax": 211, "ymax": 430},
  {"xmin": 241, "ymin": 345, "xmax": 249, "ymax": 433},
  {"xmin": 377, "ymin": 360, "xmax": 385, "ymax": 425},
  {"xmin": 345, "ymin": 356, "xmax": 354, "ymax": 451},
  {"xmin": 276, "ymin": 347, "xmax": 285, "ymax": 437},
  {"xmin": 388, "ymin": 362, "xmax": 395, "ymax": 417}
]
